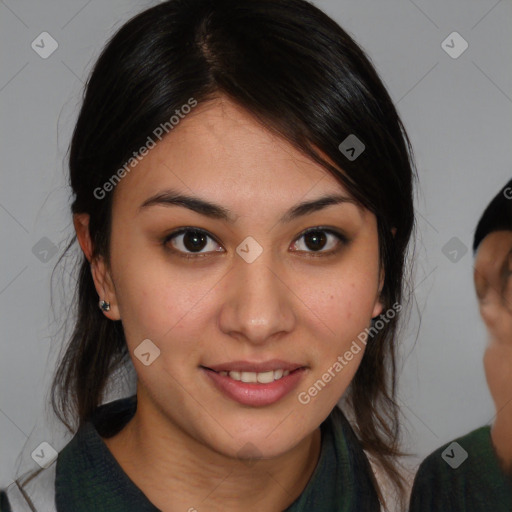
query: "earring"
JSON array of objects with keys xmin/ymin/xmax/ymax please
[{"xmin": 99, "ymin": 299, "xmax": 110, "ymax": 312}]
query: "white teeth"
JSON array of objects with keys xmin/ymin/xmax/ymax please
[
  {"xmin": 222, "ymin": 369, "xmax": 293, "ymax": 382},
  {"xmin": 256, "ymin": 371, "xmax": 274, "ymax": 384},
  {"xmin": 241, "ymin": 371, "xmax": 257, "ymax": 383}
]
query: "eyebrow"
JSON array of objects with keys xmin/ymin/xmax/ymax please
[{"xmin": 138, "ymin": 188, "xmax": 359, "ymax": 224}]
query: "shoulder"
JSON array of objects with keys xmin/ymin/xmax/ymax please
[
  {"xmin": 0, "ymin": 395, "xmax": 137, "ymax": 512},
  {"xmin": 409, "ymin": 426, "xmax": 512, "ymax": 511},
  {"xmin": 0, "ymin": 463, "xmax": 57, "ymax": 512}
]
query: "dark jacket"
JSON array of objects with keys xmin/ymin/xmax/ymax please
[
  {"xmin": 1, "ymin": 395, "xmax": 381, "ymax": 511},
  {"xmin": 409, "ymin": 426, "xmax": 512, "ymax": 512}
]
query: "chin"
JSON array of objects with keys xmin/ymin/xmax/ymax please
[{"xmin": 203, "ymin": 421, "xmax": 313, "ymax": 463}]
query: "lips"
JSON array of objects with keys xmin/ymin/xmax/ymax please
[{"xmin": 200, "ymin": 360, "xmax": 308, "ymax": 406}]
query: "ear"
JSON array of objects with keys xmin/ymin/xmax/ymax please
[
  {"xmin": 73, "ymin": 213, "xmax": 121, "ymax": 320},
  {"xmin": 371, "ymin": 227, "xmax": 395, "ymax": 317},
  {"xmin": 371, "ymin": 265, "xmax": 385, "ymax": 319}
]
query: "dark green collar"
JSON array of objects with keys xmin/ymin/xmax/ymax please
[
  {"xmin": 409, "ymin": 425, "xmax": 512, "ymax": 511},
  {"xmin": 55, "ymin": 396, "xmax": 380, "ymax": 511}
]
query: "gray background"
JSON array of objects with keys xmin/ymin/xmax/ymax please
[{"xmin": 1, "ymin": 0, "xmax": 511, "ymax": 488}]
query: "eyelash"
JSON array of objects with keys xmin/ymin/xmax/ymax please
[{"xmin": 162, "ymin": 227, "xmax": 349, "ymax": 260}]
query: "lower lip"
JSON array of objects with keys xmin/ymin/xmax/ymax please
[{"xmin": 201, "ymin": 367, "xmax": 306, "ymax": 407}]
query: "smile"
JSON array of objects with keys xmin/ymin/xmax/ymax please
[
  {"xmin": 200, "ymin": 362, "xmax": 307, "ymax": 406},
  {"xmin": 217, "ymin": 369, "xmax": 291, "ymax": 383}
]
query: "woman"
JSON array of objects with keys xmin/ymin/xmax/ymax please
[
  {"xmin": 0, "ymin": 0, "xmax": 415, "ymax": 510},
  {"xmin": 409, "ymin": 179, "xmax": 512, "ymax": 511}
]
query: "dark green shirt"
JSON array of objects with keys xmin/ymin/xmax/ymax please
[
  {"xmin": 409, "ymin": 426, "xmax": 512, "ymax": 511},
  {"xmin": 1, "ymin": 395, "xmax": 381, "ymax": 511}
]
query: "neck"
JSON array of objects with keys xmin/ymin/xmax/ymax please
[
  {"xmin": 103, "ymin": 391, "xmax": 322, "ymax": 512},
  {"xmin": 485, "ymin": 340, "xmax": 512, "ymax": 475},
  {"xmin": 491, "ymin": 413, "xmax": 512, "ymax": 475}
]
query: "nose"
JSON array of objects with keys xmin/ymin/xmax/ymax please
[{"xmin": 217, "ymin": 246, "xmax": 296, "ymax": 346}]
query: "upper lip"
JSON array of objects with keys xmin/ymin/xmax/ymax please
[{"xmin": 203, "ymin": 360, "xmax": 306, "ymax": 373}]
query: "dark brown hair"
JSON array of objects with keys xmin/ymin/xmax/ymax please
[
  {"xmin": 473, "ymin": 178, "xmax": 512, "ymax": 252},
  {"xmin": 51, "ymin": 0, "xmax": 416, "ymax": 507}
]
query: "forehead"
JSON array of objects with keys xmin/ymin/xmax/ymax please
[{"xmin": 112, "ymin": 97, "xmax": 351, "ymax": 211}]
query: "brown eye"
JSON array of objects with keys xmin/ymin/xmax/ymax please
[
  {"xmin": 163, "ymin": 228, "xmax": 223, "ymax": 258},
  {"xmin": 180, "ymin": 230, "xmax": 208, "ymax": 252},
  {"xmin": 304, "ymin": 230, "xmax": 328, "ymax": 251},
  {"xmin": 291, "ymin": 228, "xmax": 348, "ymax": 257}
]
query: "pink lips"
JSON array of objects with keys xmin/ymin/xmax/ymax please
[{"xmin": 201, "ymin": 360, "xmax": 307, "ymax": 407}]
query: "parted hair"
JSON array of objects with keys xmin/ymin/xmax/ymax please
[{"xmin": 51, "ymin": 0, "xmax": 416, "ymax": 508}]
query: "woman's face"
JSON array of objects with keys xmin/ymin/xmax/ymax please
[{"xmin": 94, "ymin": 97, "xmax": 384, "ymax": 460}]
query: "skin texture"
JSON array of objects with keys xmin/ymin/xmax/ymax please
[
  {"xmin": 74, "ymin": 96, "xmax": 384, "ymax": 511},
  {"xmin": 474, "ymin": 230, "xmax": 512, "ymax": 474}
]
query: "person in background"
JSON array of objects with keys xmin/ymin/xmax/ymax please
[{"xmin": 409, "ymin": 178, "xmax": 512, "ymax": 511}]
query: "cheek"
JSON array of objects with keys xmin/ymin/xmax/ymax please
[
  {"xmin": 112, "ymin": 250, "xmax": 231, "ymax": 371},
  {"xmin": 111, "ymin": 221, "xmax": 380, "ymax": 356},
  {"xmin": 110, "ymin": 244, "xmax": 192, "ymax": 347},
  {"xmin": 484, "ymin": 343, "xmax": 512, "ymax": 410},
  {"xmin": 307, "ymin": 265, "xmax": 380, "ymax": 334},
  {"xmin": 294, "ymin": 278, "xmax": 379, "ymax": 403},
  {"xmin": 317, "ymin": 287, "xmax": 371, "ymax": 337}
]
